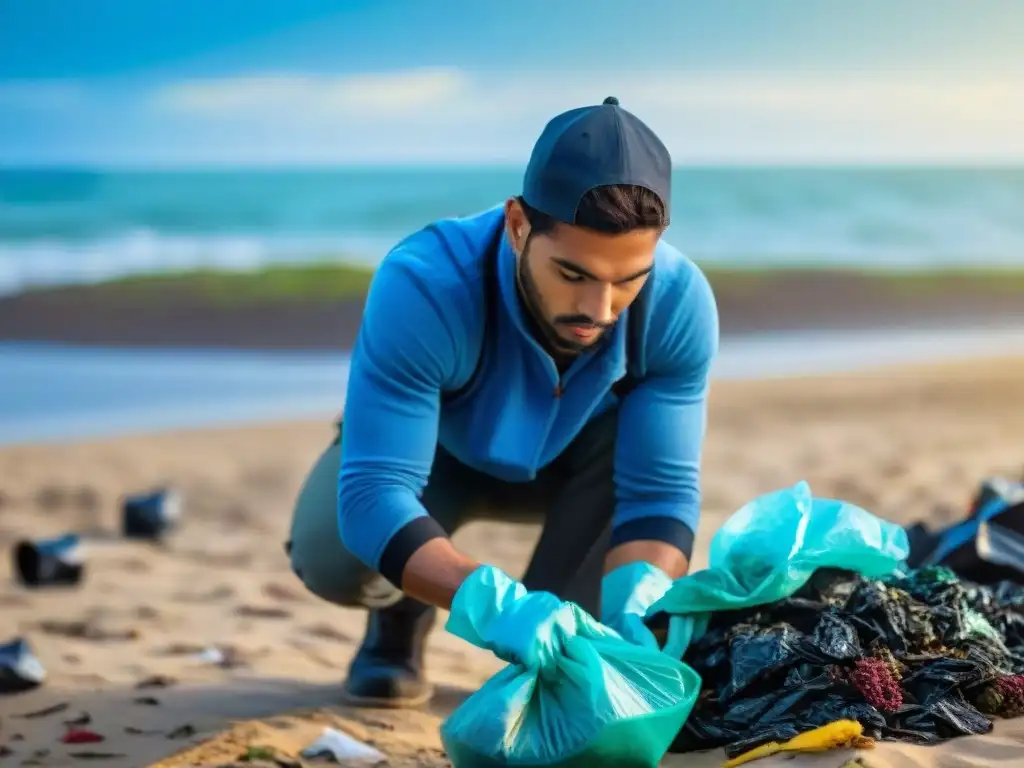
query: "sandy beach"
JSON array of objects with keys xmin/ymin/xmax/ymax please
[{"xmin": 2, "ymin": 355, "xmax": 1024, "ymax": 767}]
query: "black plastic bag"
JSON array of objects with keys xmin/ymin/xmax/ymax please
[{"xmin": 671, "ymin": 567, "xmax": 1024, "ymax": 757}]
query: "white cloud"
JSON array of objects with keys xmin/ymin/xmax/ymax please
[
  {"xmin": 151, "ymin": 68, "xmax": 470, "ymax": 119},
  {"xmin": 4, "ymin": 67, "xmax": 1024, "ymax": 164},
  {"xmin": 147, "ymin": 67, "xmax": 1024, "ymax": 160}
]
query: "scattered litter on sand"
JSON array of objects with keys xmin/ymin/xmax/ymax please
[{"xmin": 299, "ymin": 726, "xmax": 388, "ymax": 762}]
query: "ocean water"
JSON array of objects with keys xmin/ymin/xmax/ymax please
[
  {"xmin": 5, "ymin": 322, "xmax": 1024, "ymax": 445},
  {"xmin": 2, "ymin": 166, "xmax": 1024, "ymax": 294}
]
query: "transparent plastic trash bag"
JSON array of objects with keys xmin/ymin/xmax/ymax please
[
  {"xmin": 440, "ymin": 597, "xmax": 700, "ymax": 768},
  {"xmin": 648, "ymin": 480, "xmax": 910, "ymax": 660}
]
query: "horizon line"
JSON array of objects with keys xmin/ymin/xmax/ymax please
[{"xmin": 3, "ymin": 159, "xmax": 1024, "ymax": 173}]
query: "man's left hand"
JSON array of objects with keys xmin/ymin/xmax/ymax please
[{"xmin": 600, "ymin": 561, "xmax": 674, "ymax": 648}]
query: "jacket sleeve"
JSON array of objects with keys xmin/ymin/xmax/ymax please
[
  {"xmin": 610, "ymin": 266, "xmax": 719, "ymax": 558},
  {"xmin": 337, "ymin": 250, "xmax": 459, "ymax": 584}
]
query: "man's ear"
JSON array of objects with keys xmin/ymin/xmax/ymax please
[{"xmin": 503, "ymin": 197, "xmax": 529, "ymax": 256}]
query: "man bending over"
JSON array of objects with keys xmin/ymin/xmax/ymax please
[{"xmin": 286, "ymin": 96, "xmax": 719, "ymax": 707}]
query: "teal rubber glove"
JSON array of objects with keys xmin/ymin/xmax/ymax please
[
  {"xmin": 663, "ymin": 613, "xmax": 709, "ymax": 660},
  {"xmin": 445, "ymin": 564, "xmax": 617, "ymax": 669},
  {"xmin": 600, "ymin": 561, "xmax": 674, "ymax": 649}
]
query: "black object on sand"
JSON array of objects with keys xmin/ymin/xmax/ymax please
[
  {"xmin": 905, "ymin": 476, "xmax": 1024, "ymax": 580},
  {"xmin": 13, "ymin": 533, "xmax": 85, "ymax": 587},
  {"xmin": 0, "ymin": 638, "xmax": 46, "ymax": 694},
  {"xmin": 122, "ymin": 489, "xmax": 182, "ymax": 540}
]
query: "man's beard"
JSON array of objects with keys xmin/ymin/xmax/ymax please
[{"xmin": 515, "ymin": 245, "xmax": 612, "ymax": 356}]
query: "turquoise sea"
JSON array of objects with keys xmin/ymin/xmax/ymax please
[{"xmin": 2, "ymin": 166, "xmax": 1024, "ymax": 294}]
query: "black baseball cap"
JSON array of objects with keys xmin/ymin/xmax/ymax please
[{"xmin": 522, "ymin": 96, "xmax": 672, "ymax": 225}]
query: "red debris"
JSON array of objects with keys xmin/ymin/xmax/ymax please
[
  {"xmin": 61, "ymin": 728, "xmax": 105, "ymax": 744},
  {"xmin": 995, "ymin": 674, "xmax": 1024, "ymax": 714},
  {"xmin": 850, "ymin": 657, "xmax": 904, "ymax": 712}
]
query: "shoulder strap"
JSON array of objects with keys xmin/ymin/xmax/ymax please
[{"xmin": 440, "ymin": 219, "xmax": 504, "ymax": 403}]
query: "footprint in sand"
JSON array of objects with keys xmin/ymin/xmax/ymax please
[
  {"xmin": 240, "ymin": 465, "xmax": 290, "ymax": 492},
  {"xmin": 35, "ymin": 484, "xmax": 68, "ymax": 511},
  {"xmin": 220, "ymin": 504, "xmax": 254, "ymax": 527},
  {"xmin": 135, "ymin": 673, "xmax": 177, "ymax": 690},
  {"xmin": 172, "ymin": 584, "xmax": 235, "ymax": 603},
  {"xmin": 133, "ymin": 605, "xmax": 161, "ymax": 621},
  {"xmin": 113, "ymin": 556, "xmax": 152, "ymax": 573},
  {"xmin": 234, "ymin": 605, "xmax": 292, "ymax": 620},
  {"xmin": 71, "ymin": 486, "xmax": 100, "ymax": 511},
  {"xmin": 154, "ymin": 642, "xmax": 207, "ymax": 656},
  {"xmin": 300, "ymin": 623, "xmax": 354, "ymax": 643},
  {"xmin": 261, "ymin": 582, "xmax": 306, "ymax": 602},
  {"xmin": 36, "ymin": 618, "xmax": 139, "ymax": 642},
  {"xmin": 178, "ymin": 549, "xmax": 253, "ymax": 568},
  {"xmin": 878, "ymin": 457, "xmax": 909, "ymax": 480}
]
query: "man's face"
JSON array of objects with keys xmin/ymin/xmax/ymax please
[{"xmin": 504, "ymin": 198, "xmax": 659, "ymax": 355}]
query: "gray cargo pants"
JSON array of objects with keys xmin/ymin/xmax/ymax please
[{"xmin": 286, "ymin": 408, "xmax": 618, "ymax": 616}]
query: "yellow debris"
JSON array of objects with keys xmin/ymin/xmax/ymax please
[{"xmin": 722, "ymin": 719, "xmax": 875, "ymax": 767}]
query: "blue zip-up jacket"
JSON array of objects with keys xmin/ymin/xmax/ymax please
[{"xmin": 338, "ymin": 205, "xmax": 719, "ymax": 585}]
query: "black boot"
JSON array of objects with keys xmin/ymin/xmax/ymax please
[{"xmin": 341, "ymin": 597, "xmax": 436, "ymax": 708}]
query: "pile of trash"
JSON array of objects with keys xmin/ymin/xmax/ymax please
[{"xmin": 672, "ymin": 565, "xmax": 1024, "ymax": 759}]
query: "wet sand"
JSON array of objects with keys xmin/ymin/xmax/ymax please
[{"xmin": 2, "ymin": 356, "xmax": 1024, "ymax": 766}]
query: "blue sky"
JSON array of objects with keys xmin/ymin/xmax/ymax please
[{"xmin": 2, "ymin": 0, "xmax": 1023, "ymax": 166}]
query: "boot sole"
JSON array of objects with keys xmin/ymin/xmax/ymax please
[{"xmin": 339, "ymin": 684, "xmax": 435, "ymax": 709}]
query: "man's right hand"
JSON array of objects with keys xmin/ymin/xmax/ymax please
[
  {"xmin": 398, "ymin": 538, "xmax": 618, "ymax": 668},
  {"xmin": 443, "ymin": 564, "xmax": 618, "ymax": 669}
]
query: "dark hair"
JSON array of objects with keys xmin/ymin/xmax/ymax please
[{"xmin": 518, "ymin": 184, "xmax": 668, "ymax": 236}]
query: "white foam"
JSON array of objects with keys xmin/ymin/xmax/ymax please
[{"xmin": 0, "ymin": 230, "xmax": 391, "ymax": 296}]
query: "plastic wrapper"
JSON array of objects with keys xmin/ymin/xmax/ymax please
[
  {"xmin": 646, "ymin": 481, "xmax": 910, "ymax": 659},
  {"xmin": 122, "ymin": 488, "xmax": 182, "ymax": 540},
  {"xmin": 13, "ymin": 533, "xmax": 85, "ymax": 588},
  {"xmin": 0, "ymin": 637, "xmax": 46, "ymax": 694}
]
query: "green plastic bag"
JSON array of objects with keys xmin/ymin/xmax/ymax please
[
  {"xmin": 440, "ymin": 599, "xmax": 701, "ymax": 768},
  {"xmin": 649, "ymin": 480, "xmax": 910, "ymax": 660}
]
